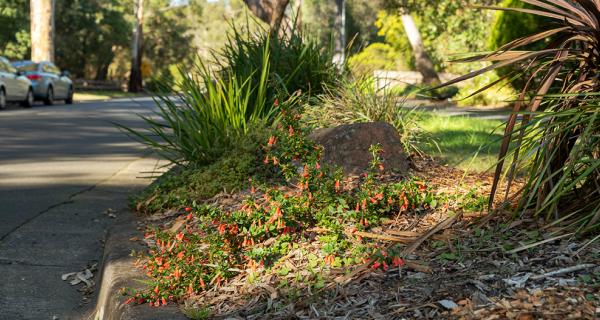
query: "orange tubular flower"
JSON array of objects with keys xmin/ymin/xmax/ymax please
[
  {"xmin": 267, "ymin": 135, "xmax": 277, "ymax": 146},
  {"xmin": 392, "ymin": 257, "xmax": 405, "ymax": 267},
  {"xmin": 288, "ymin": 125, "xmax": 294, "ymax": 136},
  {"xmin": 176, "ymin": 251, "xmax": 185, "ymax": 260},
  {"xmin": 175, "ymin": 232, "xmax": 184, "ymax": 242},
  {"xmin": 218, "ymin": 224, "xmax": 227, "ymax": 235},
  {"xmin": 335, "ymin": 180, "xmax": 341, "ymax": 192},
  {"xmin": 187, "ymin": 283, "xmax": 194, "ymax": 295}
]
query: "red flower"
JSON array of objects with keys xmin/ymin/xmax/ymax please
[
  {"xmin": 288, "ymin": 125, "xmax": 294, "ymax": 136},
  {"xmin": 392, "ymin": 257, "xmax": 405, "ymax": 267},
  {"xmin": 274, "ymin": 98, "xmax": 279, "ymax": 106},
  {"xmin": 218, "ymin": 224, "xmax": 227, "ymax": 235},
  {"xmin": 153, "ymin": 285, "xmax": 160, "ymax": 295},
  {"xmin": 175, "ymin": 232, "xmax": 184, "ymax": 242},
  {"xmin": 186, "ymin": 213, "xmax": 193, "ymax": 220},
  {"xmin": 161, "ymin": 297, "xmax": 167, "ymax": 306},
  {"xmin": 371, "ymin": 262, "xmax": 381, "ymax": 269},
  {"xmin": 378, "ymin": 163, "xmax": 385, "ymax": 171},
  {"xmin": 267, "ymin": 135, "xmax": 277, "ymax": 146},
  {"xmin": 263, "ymin": 156, "xmax": 270, "ymax": 164},
  {"xmin": 382, "ymin": 261, "xmax": 389, "ymax": 271},
  {"xmin": 176, "ymin": 251, "xmax": 185, "ymax": 260},
  {"xmin": 187, "ymin": 283, "xmax": 194, "ymax": 295},
  {"xmin": 184, "ymin": 207, "xmax": 192, "ymax": 212},
  {"xmin": 335, "ymin": 180, "xmax": 341, "ymax": 192},
  {"xmin": 124, "ymin": 297, "xmax": 134, "ymax": 305},
  {"xmin": 173, "ymin": 268, "xmax": 181, "ymax": 280}
]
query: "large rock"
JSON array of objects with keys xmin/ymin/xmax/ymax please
[{"xmin": 309, "ymin": 122, "xmax": 410, "ymax": 174}]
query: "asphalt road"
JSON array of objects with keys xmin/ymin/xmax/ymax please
[{"xmin": 0, "ymin": 98, "xmax": 164, "ymax": 319}]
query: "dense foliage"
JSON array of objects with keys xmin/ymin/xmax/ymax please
[
  {"xmin": 440, "ymin": 0, "xmax": 600, "ymax": 232},
  {"xmin": 218, "ymin": 24, "xmax": 339, "ymax": 103}
]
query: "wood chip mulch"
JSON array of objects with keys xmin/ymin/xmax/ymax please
[{"xmin": 143, "ymin": 158, "xmax": 600, "ymax": 319}]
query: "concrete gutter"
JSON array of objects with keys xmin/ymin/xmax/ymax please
[{"xmin": 92, "ymin": 213, "xmax": 187, "ymax": 320}]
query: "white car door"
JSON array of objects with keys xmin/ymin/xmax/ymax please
[
  {"xmin": 0, "ymin": 59, "xmax": 20, "ymax": 100},
  {"xmin": 5, "ymin": 62, "xmax": 27, "ymax": 99}
]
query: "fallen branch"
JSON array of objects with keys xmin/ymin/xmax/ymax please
[
  {"xmin": 531, "ymin": 264, "xmax": 596, "ymax": 281},
  {"xmin": 402, "ymin": 213, "xmax": 462, "ymax": 257},
  {"xmin": 507, "ymin": 233, "xmax": 574, "ymax": 254}
]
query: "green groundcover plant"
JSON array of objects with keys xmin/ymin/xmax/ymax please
[{"xmin": 124, "ymin": 96, "xmax": 441, "ymax": 307}]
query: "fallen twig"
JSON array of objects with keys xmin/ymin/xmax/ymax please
[{"xmin": 530, "ymin": 264, "xmax": 596, "ymax": 281}]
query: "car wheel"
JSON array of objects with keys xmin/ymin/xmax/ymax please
[
  {"xmin": 65, "ymin": 87, "xmax": 73, "ymax": 104},
  {"xmin": 44, "ymin": 86, "xmax": 54, "ymax": 106},
  {"xmin": 21, "ymin": 88, "xmax": 34, "ymax": 108},
  {"xmin": 0, "ymin": 88, "xmax": 6, "ymax": 110}
]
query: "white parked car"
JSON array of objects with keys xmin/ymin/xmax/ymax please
[
  {"xmin": 0, "ymin": 56, "xmax": 34, "ymax": 109},
  {"xmin": 12, "ymin": 60, "xmax": 73, "ymax": 105}
]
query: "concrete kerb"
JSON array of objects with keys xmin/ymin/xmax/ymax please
[{"xmin": 92, "ymin": 212, "xmax": 187, "ymax": 320}]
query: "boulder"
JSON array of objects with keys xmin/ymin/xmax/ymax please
[{"xmin": 309, "ymin": 122, "xmax": 410, "ymax": 175}]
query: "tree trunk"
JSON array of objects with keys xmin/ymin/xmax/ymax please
[
  {"xmin": 400, "ymin": 14, "xmax": 441, "ymax": 85},
  {"xmin": 333, "ymin": 0, "xmax": 346, "ymax": 65},
  {"xmin": 129, "ymin": 0, "xmax": 144, "ymax": 93},
  {"xmin": 30, "ymin": 0, "xmax": 55, "ymax": 62},
  {"xmin": 243, "ymin": 0, "xmax": 290, "ymax": 32}
]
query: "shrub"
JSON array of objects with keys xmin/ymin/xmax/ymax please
[
  {"xmin": 217, "ymin": 22, "xmax": 339, "ymax": 102},
  {"xmin": 304, "ymin": 78, "xmax": 426, "ymax": 155},
  {"xmin": 440, "ymin": 0, "xmax": 600, "ymax": 232},
  {"xmin": 487, "ymin": 0, "xmax": 549, "ymax": 91},
  {"xmin": 347, "ymin": 42, "xmax": 411, "ymax": 77},
  {"xmin": 120, "ymin": 48, "xmax": 275, "ymax": 166}
]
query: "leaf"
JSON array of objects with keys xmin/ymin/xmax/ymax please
[{"xmin": 438, "ymin": 299, "xmax": 459, "ymax": 310}]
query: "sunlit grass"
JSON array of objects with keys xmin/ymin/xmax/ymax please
[
  {"xmin": 73, "ymin": 90, "xmax": 147, "ymax": 101},
  {"xmin": 417, "ymin": 112, "xmax": 505, "ymax": 172}
]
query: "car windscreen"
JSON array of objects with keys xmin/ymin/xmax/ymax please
[{"xmin": 13, "ymin": 62, "xmax": 39, "ymax": 72}]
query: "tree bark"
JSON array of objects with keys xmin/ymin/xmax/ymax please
[
  {"xmin": 129, "ymin": 0, "xmax": 144, "ymax": 93},
  {"xmin": 243, "ymin": 0, "xmax": 290, "ymax": 32},
  {"xmin": 400, "ymin": 14, "xmax": 441, "ymax": 85},
  {"xmin": 30, "ymin": 0, "xmax": 55, "ymax": 62},
  {"xmin": 333, "ymin": 0, "xmax": 346, "ymax": 65}
]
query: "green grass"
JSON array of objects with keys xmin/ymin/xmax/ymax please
[
  {"xmin": 417, "ymin": 112, "xmax": 505, "ymax": 172},
  {"xmin": 73, "ymin": 90, "xmax": 147, "ymax": 101}
]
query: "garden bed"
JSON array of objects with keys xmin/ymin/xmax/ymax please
[{"xmin": 128, "ymin": 156, "xmax": 599, "ymax": 319}]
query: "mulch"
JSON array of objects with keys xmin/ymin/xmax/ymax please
[{"xmin": 139, "ymin": 157, "xmax": 600, "ymax": 319}]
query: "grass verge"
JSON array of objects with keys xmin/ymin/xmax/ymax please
[
  {"xmin": 73, "ymin": 90, "xmax": 147, "ymax": 101},
  {"xmin": 417, "ymin": 112, "xmax": 504, "ymax": 172}
]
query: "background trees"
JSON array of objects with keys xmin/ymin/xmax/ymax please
[{"xmin": 1, "ymin": 0, "xmax": 540, "ymax": 94}]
